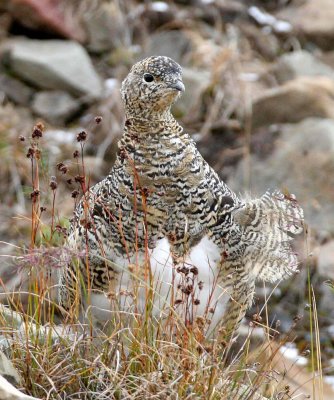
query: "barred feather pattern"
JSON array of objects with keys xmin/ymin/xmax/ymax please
[
  {"xmin": 209, "ymin": 190, "xmax": 304, "ymax": 337},
  {"xmin": 58, "ymin": 56, "xmax": 304, "ymax": 339}
]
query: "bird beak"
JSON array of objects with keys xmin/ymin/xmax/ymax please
[{"xmin": 168, "ymin": 80, "xmax": 185, "ymax": 92}]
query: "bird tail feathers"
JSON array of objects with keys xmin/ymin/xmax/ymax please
[{"xmin": 232, "ymin": 190, "xmax": 304, "ymax": 283}]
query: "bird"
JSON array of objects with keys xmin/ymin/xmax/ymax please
[{"xmin": 58, "ymin": 56, "xmax": 304, "ymax": 339}]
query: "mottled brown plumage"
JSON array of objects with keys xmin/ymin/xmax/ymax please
[{"xmin": 59, "ymin": 56, "xmax": 304, "ymax": 338}]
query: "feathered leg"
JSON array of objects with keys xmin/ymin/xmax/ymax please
[{"xmin": 219, "ymin": 278, "xmax": 255, "ymax": 342}]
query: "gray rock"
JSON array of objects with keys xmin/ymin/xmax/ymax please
[
  {"xmin": 228, "ymin": 118, "xmax": 334, "ymax": 235},
  {"xmin": 5, "ymin": 39, "xmax": 103, "ymax": 99},
  {"xmin": 317, "ymin": 240, "xmax": 334, "ymax": 279},
  {"xmin": 327, "ymin": 324, "xmax": 334, "ymax": 340},
  {"xmin": 0, "ymin": 74, "xmax": 33, "ymax": 106},
  {"xmin": 32, "ymin": 91, "xmax": 81, "ymax": 125},
  {"xmin": 276, "ymin": 0, "xmax": 334, "ymax": 50},
  {"xmin": 173, "ymin": 67, "xmax": 210, "ymax": 118},
  {"xmin": 0, "ymin": 351, "xmax": 20, "ymax": 386},
  {"xmin": 0, "ymin": 305, "xmax": 24, "ymax": 329},
  {"xmin": 251, "ymin": 77, "xmax": 334, "ymax": 128},
  {"xmin": 274, "ymin": 50, "xmax": 334, "ymax": 84},
  {"xmin": 0, "ymin": 374, "xmax": 39, "ymax": 399},
  {"xmin": 143, "ymin": 30, "xmax": 192, "ymax": 64},
  {"xmin": 84, "ymin": 3, "xmax": 126, "ymax": 52},
  {"xmin": 319, "ymin": 282, "xmax": 334, "ymax": 328}
]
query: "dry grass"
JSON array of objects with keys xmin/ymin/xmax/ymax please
[
  {"xmin": 0, "ymin": 282, "xmax": 303, "ymax": 400},
  {"xmin": 0, "ymin": 123, "xmax": 326, "ymax": 400}
]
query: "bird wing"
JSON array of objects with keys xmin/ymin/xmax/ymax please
[{"xmin": 232, "ymin": 190, "xmax": 304, "ymax": 283}]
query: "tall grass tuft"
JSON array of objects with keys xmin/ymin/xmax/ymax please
[{"xmin": 0, "ymin": 123, "xmax": 325, "ymax": 400}]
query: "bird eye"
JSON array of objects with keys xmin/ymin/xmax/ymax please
[{"xmin": 143, "ymin": 73, "xmax": 154, "ymax": 83}]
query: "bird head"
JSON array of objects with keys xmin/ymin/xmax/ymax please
[{"xmin": 121, "ymin": 56, "xmax": 184, "ymax": 120}]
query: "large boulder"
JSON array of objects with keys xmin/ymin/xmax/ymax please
[
  {"xmin": 276, "ymin": 0, "xmax": 334, "ymax": 50},
  {"xmin": 83, "ymin": 2, "xmax": 125, "ymax": 53},
  {"xmin": 0, "ymin": 74, "xmax": 33, "ymax": 106},
  {"xmin": 143, "ymin": 30, "xmax": 192, "ymax": 64},
  {"xmin": 273, "ymin": 50, "xmax": 334, "ymax": 84},
  {"xmin": 4, "ymin": 39, "xmax": 103, "ymax": 99},
  {"xmin": 32, "ymin": 90, "xmax": 80, "ymax": 124},
  {"xmin": 251, "ymin": 77, "xmax": 334, "ymax": 128},
  {"xmin": 8, "ymin": 0, "xmax": 86, "ymax": 42},
  {"xmin": 228, "ymin": 118, "xmax": 334, "ymax": 235}
]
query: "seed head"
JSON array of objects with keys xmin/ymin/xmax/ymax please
[
  {"xmin": 32, "ymin": 126, "xmax": 43, "ymax": 139},
  {"xmin": 55, "ymin": 225, "xmax": 68, "ymax": 236},
  {"xmin": 76, "ymin": 131, "xmax": 87, "ymax": 142},
  {"xmin": 19, "ymin": 135, "xmax": 25, "ymax": 142},
  {"xmin": 30, "ymin": 189, "xmax": 40, "ymax": 201},
  {"xmin": 190, "ymin": 266, "xmax": 198, "ymax": 275},
  {"xmin": 73, "ymin": 150, "xmax": 80, "ymax": 158},
  {"xmin": 252, "ymin": 313, "xmax": 262, "ymax": 323},
  {"xmin": 56, "ymin": 162, "xmax": 68, "ymax": 174},
  {"xmin": 177, "ymin": 265, "xmax": 189, "ymax": 275},
  {"xmin": 74, "ymin": 175, "xmax": 85, "ymax": 184},
  {"xmin": 49, "ymin": 176, "xmax": 57, "ymax": 190},
  {"xmin": 181, "ymin": 284, "xmax": 193, "ymax": 295},
  {"xmin": 95, "ymin": 116, "xmax": 102, "ymax": 124},
  {"xmin": 26, "ymin": 147, "xmax": 34, "ymax": 159},
  {"xmin": 71, "ymin": 190, "xmax": 79, "ymax": 199}
]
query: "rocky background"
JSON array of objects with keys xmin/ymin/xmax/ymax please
[{"xmin": 0, "ymin": 0, "xmax": 334, "ymax": 382}]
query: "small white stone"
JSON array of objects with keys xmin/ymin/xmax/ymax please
[
  {"xmin": 279, "ymin": 343, "xmax": 308, "ymax": 366},
  {"xmin": 151, "ymin": 2, "xmax": 169, "ymax": 12}
]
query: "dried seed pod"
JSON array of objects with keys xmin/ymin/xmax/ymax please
[
  {"xmin": 49, "ymin": 176, "xmax": 58, "ymax": 190},
  {"xmin": 76, "ymin": 131, "xmax": 87, "ymax": 142}
]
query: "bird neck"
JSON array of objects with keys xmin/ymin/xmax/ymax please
[{"xmin": 124, "ymin": 111, "xmax": 183, "ymax": 136}]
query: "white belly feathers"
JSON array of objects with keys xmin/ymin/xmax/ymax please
[{"xmin": 88, "ymin": 236, "xmax": 228, "ymax": 336}]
